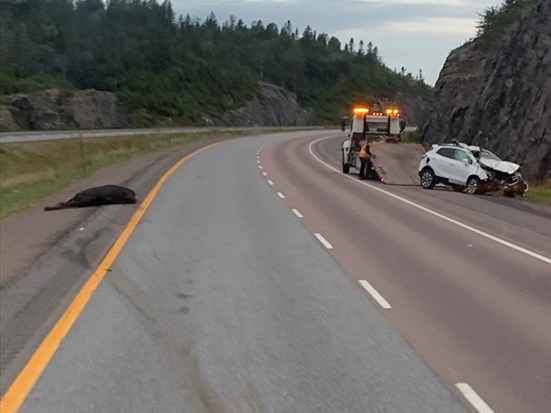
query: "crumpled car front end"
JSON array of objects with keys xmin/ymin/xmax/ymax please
[{"xmin": 478, "ymin": 158, "xmax": 529, "ymax": 197}]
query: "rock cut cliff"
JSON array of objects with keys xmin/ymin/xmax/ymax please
[
  {"xmin": 210, "ymin": 83, "xmax": 311, "ymax": 127},
  {"xmin": 420, "ymin": 0, "xmax": 550, "ymax": 180},
  {"xmin": 0, "ymin": 89, "xmax": 129, "ymax": 131}
]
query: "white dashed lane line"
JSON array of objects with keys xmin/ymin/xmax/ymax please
[
  {"xmin": 455, "ymin": 383, "xmax": 495, "ymax": 413},
  {"xmin": 358, "ymin": 280, "xmax": 392, "ymax": 309},
  {"xmin": 314, "ymin": 233, "xmax": 333, "ymax": 250},
  {"xmin": 262, "ymin": 172, "xmax": 268, "ymax": 177},
  {"xmin": 277, "ymin": 192, "xmax": 286, "ymax": 199},
  {"xmin": 292, "ymin": 208, "xmax": 303, "ymax": 218},
  {"xmin": 267, "ymin": 180, "xmax": 274, "ymax": 186}
]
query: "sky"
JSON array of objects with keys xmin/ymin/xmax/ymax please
[{"xmin": 171, "ymin": 0, "xmax": 502, "ymax": 86}]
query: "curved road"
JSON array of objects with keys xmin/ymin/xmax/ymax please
[{"xmin": 3, "ymin": 131, "xmax": 550, "ymax": 413}]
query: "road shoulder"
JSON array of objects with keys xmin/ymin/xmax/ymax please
[{"xmin": 0, "ymin": 135, "xmax": 229, "ymax": 396}]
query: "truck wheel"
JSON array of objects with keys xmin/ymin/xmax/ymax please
[
  {"xmin": 420, "ymin": 168, "xmax": 435, "ymax": 189},
  {"xmin": 465, "ymin": 177, "xmax": 480, "ymax": 194},
  {"xmin": 342, "ymin": 153, "xmax": 350, "ymax": 174}
]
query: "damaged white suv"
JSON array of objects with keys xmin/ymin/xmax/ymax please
[{"xmin": 418, "ymin": 142, "xmax": 528, "ymax": 196}]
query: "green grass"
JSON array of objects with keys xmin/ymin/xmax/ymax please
[
  {"xmin": 524, "ymin": 182, "xmax": 551, "ymax": 205},
  {"xmin": 399, "ymin": 131, "xmax": 420, "ymax": 143},
  {"xmin": 0, "ymin": 130, "xmax": 251, "ymax": 219}
]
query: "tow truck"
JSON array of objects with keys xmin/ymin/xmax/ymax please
[{"xmin": 341, "ymin": 105, "xmax": 404, "ymax": 176}]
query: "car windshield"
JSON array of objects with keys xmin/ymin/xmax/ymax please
[{"xmin": 480, "ymin": 149, "xmax": 501, "ymax": 161}]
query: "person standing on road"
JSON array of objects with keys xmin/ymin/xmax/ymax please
[{"xmin": 359, "ymin": 141, "xmax": 371, "ymax": 180}]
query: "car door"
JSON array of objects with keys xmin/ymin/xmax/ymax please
[
  {"xmin": 452, "ymin": 148, "xmax": 474, "ymax": 184},
  {"xmin": 433, "ymin": 147, "xmax": 456, "ymax": 181}
]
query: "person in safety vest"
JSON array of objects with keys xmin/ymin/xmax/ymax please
[{"xmin": 358, "ymin": 141, "xmax": 372, "ymax": 180}]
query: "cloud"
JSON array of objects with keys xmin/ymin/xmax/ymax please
[
  {"xmin": 351, "ymin": 0, "xmax": 471, "ymax": 4},
  {"xmin": 380, "ymin": 17, "xmax": 477, "ymax": 35}
]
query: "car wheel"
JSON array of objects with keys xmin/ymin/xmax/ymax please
[
  {"xmin": 451, "ymin": 184, "xmax": 465, "ymax": 193},
  {"xmin": 465, "ymin": 177, "xmax": 480, "ymax": 194},
  {"xmin": 420, "ymin": 169, "xmax": 435, "ymax": 189}
]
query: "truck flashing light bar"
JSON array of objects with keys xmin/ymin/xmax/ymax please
[
  {"xmin": 353, "ymin": 107, "xmax": 369, "ymax": 115},
  {"xmin": 353, "ymin": 107, "xmax": 400, "ymax": 117}
]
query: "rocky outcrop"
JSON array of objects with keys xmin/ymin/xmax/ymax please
[
  {"xmin": 0, "ymin": 89, "xmax": 129, "ymax": 131},
  {"xmin": 212, "ymin": 83, "xmax": 311, "ymax": 127},
  {"xmin": 371, "ymin": 94, "xmax": 430, "ymax": 127},
  {"xmin": 419, "ymin": 1, "xmax": 550, "ymax": 180}
]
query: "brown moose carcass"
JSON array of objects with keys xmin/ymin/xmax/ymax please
[{"xmin": 44, "ymin": 185, "xmax": 137, "ymax": 211}]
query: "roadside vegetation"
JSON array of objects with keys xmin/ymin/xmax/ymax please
[
  {"xmin": 523, "ymin": 182, "xmax": 551, "ymax": 205},
  {"xmin": 475, "ymin": 0, "xmax": 538, "ymax": 46},
  {"xmin": 398, "ymin": 131, "xmax": 421, "ymax": 144},
  {"xmin": 0, "ymin": 0, "xmax": 430, "ymax": 125},
  {"xmin": 0, "ymin": 131, "xmax": 252, "ymax": 219}
]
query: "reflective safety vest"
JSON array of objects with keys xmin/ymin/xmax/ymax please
[{"xmin": 359, "ymin": 144, "xmax": 370, "ymax": 159}]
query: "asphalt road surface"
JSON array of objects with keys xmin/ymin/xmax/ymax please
[
  {"xmin": 0, "ymin": 126, "xmax": 310, "ymax": 144},
  {"xmin": 3, "ymin": 131, "xmax": 549, "ymax": 413},
  {"xmin": 0, "ymin": 125, "xmax": 417, "ymax": 144}
]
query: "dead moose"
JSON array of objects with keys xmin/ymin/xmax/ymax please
[{"xmin": 44, "ymin": 185, "xmax": 137, "ymax": 211}]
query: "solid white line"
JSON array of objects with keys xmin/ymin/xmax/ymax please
[
  {"xmin": 277, "ymin": 192, "xmax": 286, "ymax": 199},
  {"xmin": 455, "ymin": 383, "xmax": 495, "ymax": 413},
  {"xmin": 267, "ymin": 180, "xmax": 274, "ymax": 186},
  {"xmin": 359, "ymin": 280, "xmax": 392, "ymax": 309},
  {"xmin": 292, "ymin": 208, "xmax": 304, "ymax": 218},
  {"xmin": 262, "ymin": 172, "xmax": 268, "ymax": 176},
  {"xmin": 314, "ymin": 233, "xmax": 333, "ymax": 250},
  {"xmin": 308, "ymin": 138, "xmax": 551, "ymax": 265}
]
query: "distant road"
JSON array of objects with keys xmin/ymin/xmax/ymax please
[
  {"xmin": 0, "ymin": 125, "xmax": 417, "ymax": 144},
  {"xmin": 0, "ymin": 126, "xmax": 258, "ymax": 144}
]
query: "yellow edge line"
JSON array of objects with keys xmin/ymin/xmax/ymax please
[{"xmin": 0, "ymin": 143, "xmax": 218, "ymax": 413}]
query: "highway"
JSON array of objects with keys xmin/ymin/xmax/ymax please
[
  {"xmin": 0, "ymin": 126, "xmax": 417, "ymax": 144},
  {"xmin": 1, "ymin": 130, "xmax": 549, "ymax": 413},
  {"xmin": 0, "ymin": 126, "xmax": 298, "ymax": 144}
]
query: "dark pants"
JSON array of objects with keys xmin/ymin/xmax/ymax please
[{"xmin": 359, "ymin": 158, "xmax": 370, "ymax": 179}]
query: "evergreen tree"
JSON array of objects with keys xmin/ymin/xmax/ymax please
[{"xmin": 0, "ymin": 0, "xmax": 431, "ymax": 124}]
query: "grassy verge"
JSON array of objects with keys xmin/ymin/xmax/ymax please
[
  {"xmin": 0, "ymin": 130, "xmax": 251, "ymax": 219},
  {"xmin": 399, "ymin": 131, "xmax": 420, "ymax": 143},
  {"xmin": 524, "ymin": 181, "xmax": 551, "ymax": 205}
]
